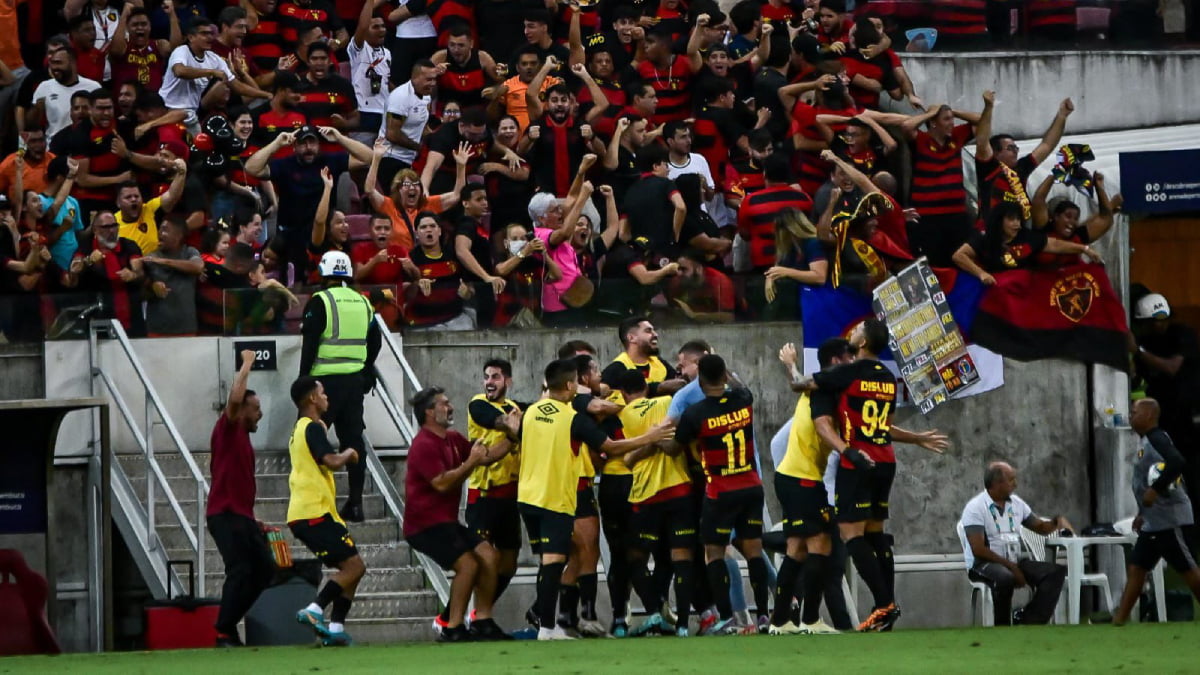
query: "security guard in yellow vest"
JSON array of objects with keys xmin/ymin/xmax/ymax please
[{"xmin": 299, "ymin": 251, "xmax": 381, "ymax": 522}]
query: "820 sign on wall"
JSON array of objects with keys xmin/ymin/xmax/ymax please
[{"xmin": 234, "ymin": 340, "xmax": 278, "ymax": 371}]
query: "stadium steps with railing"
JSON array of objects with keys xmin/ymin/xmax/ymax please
[{"xmin": 118, "ymin": 451, "xmax": 440, "ymax": 643}]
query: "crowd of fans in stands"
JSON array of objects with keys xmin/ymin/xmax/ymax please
[{"xmin": 0, "ymin": 0, "xmax": 1138, "ymax": 341}]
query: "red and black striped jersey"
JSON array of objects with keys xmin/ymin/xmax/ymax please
[
  {"xmin": 931, "ymin": 0, "xmax": 987, "ymax": 37},
  {"xmin": 252, "ymin": 109, "xmax": 307, "ymax": 159},
  {"xmin": 909, "ymin": 123, "xmax": 972, "ymax": 217},
  {"xmin": 674, "ymin": 387, "xmax": 761, "ymax": 499},
  {"xmin": 692, "ymin": 105, "xmax": 745, "ymax": 190},
  {"xmin": 637, "ymin": 55, "xmax": 693, "ymax": 125},
  {"xmin": 244, "ymin": 11, "xmax": 286, "ymax": 74},
  {"xmin": 1029, "ymin": 0, "xmax": 1076, "ymax": 30},
  {"xmin": 724, "ymin": 157, "xmax": 766, "ymax": 201},
  {"xmin": 278, "ymin": 0, "xmax": 344, "ymax": 45},
  {"xmin": 430, "ymin": 0, "xmax": 476, "ymax": 47},
  {"xmin": 294, "ymin": 75, "xmax": 357, "ymax": 153},
  {"xmin": 406, "ymin": 247, "xmax": 464, "ymax": 326},
  {"xmin": 814, "ymin": 359, "xmax": 897, "ymax": 465},
  {"xmin": 737, "ymin": 184, "xmax": 814, "ymax": 269},
  {"xmin": 437, "ymin": 50, "xmax": 487, "ymax": 112},
  {"xmin": 67, "ymin": 122, "xmax": 127, "ymax": 202}
]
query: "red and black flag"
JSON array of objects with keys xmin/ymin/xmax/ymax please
[{"xmin": 971, "ymin": 262, "xmax": 1129, "ymax": 370}]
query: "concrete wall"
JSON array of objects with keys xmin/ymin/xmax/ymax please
[
  {"xmin": 0, "ymin": 342, "xmax": 44, "ymax": 400},
  {"xmin": 889, "ymin": 51, "xmax": 1200, "ymax": 138}
]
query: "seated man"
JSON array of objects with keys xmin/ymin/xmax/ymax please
[{"xmin": 960, "ymin": 461, "xmax": 1072, "ymax": 626}]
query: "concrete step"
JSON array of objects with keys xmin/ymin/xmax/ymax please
[
  {"xmin": 155, "ymin": 518, "xmax": 402, "ymax": 552},
  {"xmin": 345, "ymin": 617, "xmax": 437, "ymax": 644},
  {"xmin": 116, "ymin": 450, "xmax": 408, "ymax": 480},
  {"xmin": 345, "ymin": 590, "xmax": 441, "ymax": 620},
  {"xmin": 167, "ymin": 541, "xmax": 418, "ymax": 574},
  {"xmin": 152, "ymin": 495, "xmax": 390, "ymax": 525},
  {"xmin": 201, "ymin": 566, "xmax": 428, "ymax": 596}
]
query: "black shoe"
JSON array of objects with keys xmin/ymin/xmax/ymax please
[
  {"xmin": 879, "ymin": 605, "xmax": 902, "ymax": 632},
  {"xmin": 1011, "ymin": 608, "xmax": 1025, "ymax": 626},
  {"xmin": 437, "ymin": 624, "xmax": 473, "ymax": 643},
  {"xmin": 469, "ymin": 618, "xmax": 514, "ymax": 641},
  {"xmin": 215, "ymin": 633, "xmax": 244, "ymax": 648},
  {"xmin": 339, "ymin": 501, "xmax": 365, "ymax": 523},
  {"xmin": 525, "ymin": 606, "xmax": 541, "ymax": 629}
]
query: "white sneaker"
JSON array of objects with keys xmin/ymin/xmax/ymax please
[
  {"xmin": 577, "ymin": 618, "xmax": 607, "ymax": 637},
  {"xmin": 768, "ymin": 621, "xmax": 802, "ymax": 635},
  {"xmin": 538, "ymin": 626, "xmax": 577, "ymax": 641},
  {"xmin": 799, "ymin": 620, "xmax": 841, "ymax": 635}
]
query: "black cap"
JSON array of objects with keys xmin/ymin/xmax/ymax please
[{"xmin": 294, "ymin": 124, "xmax": 320, "ymax": 142}]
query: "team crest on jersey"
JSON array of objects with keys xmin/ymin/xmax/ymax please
[{"xmin": 1050, "ymin": 271, "xmax": 1100, "ymax": 323}]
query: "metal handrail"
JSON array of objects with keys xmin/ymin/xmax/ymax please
[
  {"xmin": 366, "ymin": 314, "xmax": 451, "ymax": 605},
  {"xmin": 90, "ymin": 319, "xmax": 208, "ymax": 596}
]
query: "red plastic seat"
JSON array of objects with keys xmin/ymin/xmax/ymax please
[{"xmin": 346, "ymin": 214, "xmax": 373, "ymax": 242}]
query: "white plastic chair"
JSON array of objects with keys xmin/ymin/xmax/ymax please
[
  {"xmin": 1114, "ymin": 517, "xmax": 1168, "ymax": 622},
  {"xmin": 1021, "ymin": 527, "xmax": 1113, "ymax": 617},
  {"xmin": 957, "ymin": 520, "xmax": 994, "ymax": 627}
]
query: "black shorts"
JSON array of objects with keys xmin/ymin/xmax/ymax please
[
  {"xmin": 631, "ymin": 495, "xmax": 698, "ymax": 552},
  {"xmin": 519, "ymin": 503, "xmax": 574, "ymax": 556},
  {"xmin": 406, "ymin": 522, "xmax": 481, "ymax": 570},
  {"xmin": 700, "ymin": 486, "xmax": 764, "ymax": 546},
  {"xmin": 575, "ymin": 483, "xmax": 599, "ymax": 519},
  {"xmin": 775, "ymin": 473, "xmax": 832, "ymax": 538},
  {"xmin": 1131, "ymin": 526, "xmax": 1199, "ymax": 573},
  {"xmin": 834, "ymin": 462, "xmax": 896, "ymax": 523},
  {"xmin": 598, "ymin": 474, "xmax": 633, "ymax": 534},
  {"xmin": 289, "ymin": 514, "xmax": 358, "ymax": 566},
  {"xmin": 465, "ymin": 496, "xmax": 522, "ymax": 551}
]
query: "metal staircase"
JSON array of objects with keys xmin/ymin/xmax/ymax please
[{"xmin": 87, "ymin": 315, "xmax": 452, "ymax": 643}]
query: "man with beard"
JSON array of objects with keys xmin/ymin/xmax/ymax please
[
  {"xmin": 462, "ymin": 360, "xmax": 524, "ymax": 619},
  {"xmin": 245, "ymin": 124, "xmax": 373, "ymax": 277},
  {"xmin": 600, "ymin": 316, "xmax": 686, "ymax": 397},
  {"xmin": 975, "ymin": 95, "xmax": 1074, "ymax": 226},
  {"xmin": 62, "ymin": 209, "xmax": 146, "ymax": 336},
  {"xmin": 420, "ymin": 107, "xmax": 491, "ymax": 195},
  {"xmin": 0, "ymin": 126, "xmax": 53, "ymax": 203},
  {"xmin": 294, "ymin": 42, "xmax": 358, "ymax": 151},
  {"xmin": 665, "ymin": 250, "xmax": 735, "ymax": 323},
  {"xmin": 521, "ymin": 62, "xmax": 604, "ymax": 198},
  {"xmin": 142, "ymin": 217, "xmax": 203, "ymax": 337},
  {"xmin": 432, "ymin": 24, "xmax": 500, "ymax": 115},
  {"xmin": 254, "ymin": 72, "xmax": 308, "ymax": 152},
  {"xmin": 66, "ymin": 89, "xmax": 135, "ymax": 222},
  {"xmin": 109, "ymin": 5, "xmax": 173, "ymax": 93},
  {"xmin": 31, "ymin": 49, "xmax": 100, "ymax": 138}
]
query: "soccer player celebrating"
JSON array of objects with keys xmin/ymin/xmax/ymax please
[
  {"xmin": 675, "ymin": 354, "xmax": 772, "ymax": 635},
  {"xmin": 405, "ymin": 386, "xmax": 516, "ymax": 642},
  {"xmin": 801, "ymin": 319, "xmax": 947, "ymax": 632},
  {"xmin": 287, "ymin": 376, "xmax": 366, "ymax": 647},
  {"xmin": 519, "ymin": 359, "xmax": 673, "ymax": 641},
  {"xmin": 464, "ymin": 360, "xmax": 524, "ymax": 613},
  {"xmin": 767, "ymin": 339, "xmax": 856, "ymax": 635},
  {"xmin": 600, "ymin": 316, "xmax": 686, "ymax": 398},
  {"xmin": 619, "ymin": 371, "xmax": 697, "ymax": 637}
]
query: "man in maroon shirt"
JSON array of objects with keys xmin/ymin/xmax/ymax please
[
  {"xmin": 206, "ymin": 349, "xmax": 272, "ymax": 648},
  {"xmin": 403, "ymin": 386, "xmax": 516, "ymax": 642}
]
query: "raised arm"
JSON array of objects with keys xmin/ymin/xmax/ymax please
[
  {"xmin": 111, "ymin": 3, "xmax": 132, "ymax": 56},
  {"xmin": 974, "ymin": 90, "xmax": 995, "ymax": 162},
  {"xmin": 245, "ymin": 132, "xmax": 293, "ymax": 178},
  {"xmin": 1031, "ymin": 173, "xmax": 1054, "ymax": 227},
  {"xmin": 312, "ymin": 167, "xmax": 333, "ymax": 247},
  {"xmin": 324, "ymin": 127, "xmax": 374, "ymax": 169},
  {"xmin": 603, "ymin": 117, "xmax": 630, "ymax": 170},
  {"xmin": 1084, "ymin": 172, "xmax": 1119, "ymax": 242},
  {"xmin": 899, "ymin": 105, "xmax": 940, "ymax": 140},
  {"xmin": 364, "ymin": 138, "xmax": 388, "ymax": 208},
  {"xmin": 686, "ymin": 13, "xmax": 710, "ymax": 73},
  {"xmin": 225, "ymin": 349, "xmax": 256, "ymax": 419},
  {"xmin": 571, "ymin": 63, "xmax": 610, "ymax": 123},
  {"xmin": 567, "ymin": 2, "xmax": 586, "ymax": 67},
  {"xmin": 820, "ymin": 149, "xmax": 875, "ymax": 194},
  {"xmin": 1031, "ymin": 98, "xmax": 1074, "ymax": 165},
  {"xmin": 525, "ymin": 56, "xmax": 558, "ymax": 121},
  {"xmin": 597, "ymin": 184, "xmax": 620, "ymax": 250},
  {"xmin": 159, "ymin": 159, "xmax": 189, "ymax": 212}
]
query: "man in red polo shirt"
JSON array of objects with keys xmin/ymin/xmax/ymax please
[
  {"xmin": 403, "ymin": 386, "xmax": 516, "ymax": 642},
  {"xmin": 206, "ymin": 350, "xmax": 272, "ymax": 648}
]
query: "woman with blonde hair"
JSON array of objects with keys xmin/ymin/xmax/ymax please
[
  {"xmin": 363, "ymin": 139, "xmax": 470, "ymax": 249},
  {"xmin": 763, "ymin": 207, "xmax": 828, "ymax": 320}
]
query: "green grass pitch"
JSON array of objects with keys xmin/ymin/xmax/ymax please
[{"xmin": 4, "ymin": 623, "xmax": 1197, "ymax": 674}]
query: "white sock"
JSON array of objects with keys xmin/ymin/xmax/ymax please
[
  {"xmin": 329, "ymin": 622, "xmax": 344, "ymax": 633},
  {"xmin": 305, "ymin": 603, "xmax": 322, "ymax": 615}
]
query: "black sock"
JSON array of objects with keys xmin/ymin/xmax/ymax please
[
  {"xmin": 691, "ymin": 556, "xmax": 712, "ymax": 614},
  {"xmin": 558, "ymin": 583, "xmax": 580, "ymax": 625},
  {"xmin": 747, "ymin": 556, "xmax": 771, "ymax": 621},
  {"xmin": 578, "ymin": 573, "xmax": 599, "ymax": 621},
  {"xmin": 801, "ymin": 554, "xmax": 830, "ymax": 625},
  {"xmin": 672, "ymin": 560, "xmax": 693, "ymax": 629},
  {"xmin": 537, "ymin": 562, "xmax": 565, "ymax": 629},
  {"xmin": 438, "ymin": 606, "xmax": 450, "ymax": 623},
  {"xmin": 771, "ymin": 555, "xmax": 803, "ymax": 626},
  {"xmin": 330, "ymin": 596, "xmax": 352, "ymax": 624},
  {"xmin": 315, "ymin": 580, "xmax": 343, "ymax": 610},
  {"xmin": 846, "ymin": 536, "xmax": 891, "ymax": 608},
  {"xmin": 651, "ymin": 554, "xmax": 673, "ymax": 606},
  {"xmin": 495, "ymin": 573, "xmax": 513, "ymax": 604},
  {"xmin": 867, "ymin": 532, "xmax": 895, "ymax": 602},
  {"xmin": 706, "ymin": 560, "xmax": 733, "ymax": 620},
  {"xmin": 629, "ymin": 554, "xmax": 659, "ymax": 611}
]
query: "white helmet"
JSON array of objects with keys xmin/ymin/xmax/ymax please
[
  {"xmin": 1134, "ymin": 293, "xmax": 1171, "ymax": 320},
  {"xmin": 318, "ymin": 251, "xmax": 352, "ymax": 279}
]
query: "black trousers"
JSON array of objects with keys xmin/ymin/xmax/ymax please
[
  {"xmin": 319, "ymin": 371, "xmax": 369, "ymax": 504},
  {"xmin": 969, "ymin": 559, "xmax": 1066, "ymax": 626},
  {"xmin": 208, "ymin": 512, "xmax": 275, "ymax": 635}
]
